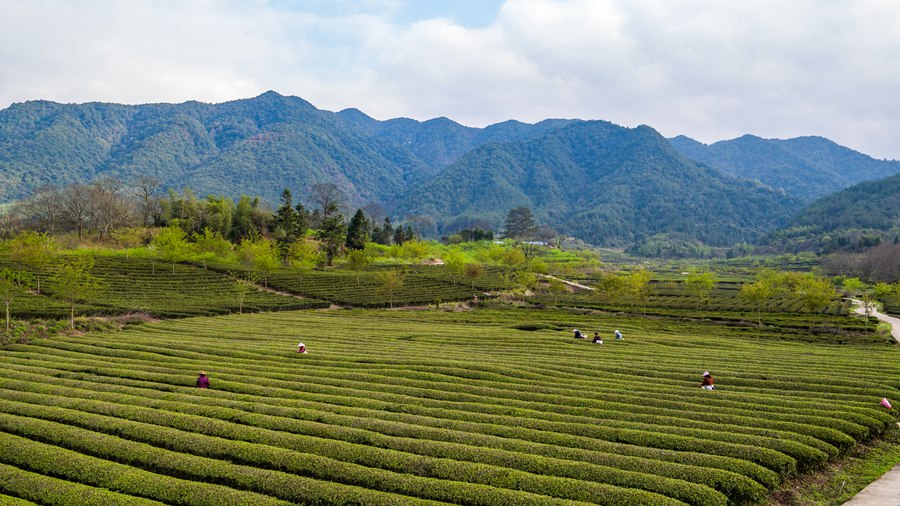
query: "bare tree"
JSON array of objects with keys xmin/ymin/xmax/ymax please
[
  {"xmin": 310, "ymin": 182, "xmax": 347, "ymax": 214},
  {"xmin": 361, "ymin": 201, "xmax": 386, "ymax": 224},
  {"xmin": 134, "ymin": 175, "xmax": 162, "ymax": 226},
  {"xmin": 22, "ymin": 185, "xmax": 62, "ymax": 233},
  {"xmin": 60, "ymin": 184, "xmax": 96, "ymax": 239},
  {"xmin": 92, "ymin": 178, "xmax": 133, "ymax": 239}
]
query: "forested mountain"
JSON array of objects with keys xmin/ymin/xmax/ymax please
[
  {"xmin": 0, "ymin": 91, "xmax": 571, "ymax": 206},
  {"xmin": 669, "ymin": 134, "xmax": 900, "ymax": 202},
  {"xmin": 762, "ymin": 172, "xmax": 900, "ymax": 252},
  {"xmin": 396, "ymin": 121, "xmax": 802, "ymax": 246},
  {"xmin": 5, "ymin": 91, "xmax": 895, "ymax": 249}
]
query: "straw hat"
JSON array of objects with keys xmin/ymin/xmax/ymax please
[
  {"xmin": 199, "ymin": 371, "xmax": 207, "ymax": 375},
  {"xmin": 702, "ymin": 371, "xmax": 710, "ymax": 377}
]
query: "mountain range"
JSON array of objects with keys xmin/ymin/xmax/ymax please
[
  {"xmin": 1, "ymin": 91, "xmax": 898, "ymax": 250},
  {"xmin": 668, "ymin": 134, "xmax": 900, "ymax": 202}
]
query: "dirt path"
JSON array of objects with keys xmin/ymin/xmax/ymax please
[
  {"xmin": 842, "ymin": 462, "xmax": 900, "ymax": 505},
  {"xmin": 850, "ymin": 299, "xmax": 900, "ymax": 341},
  {"xmin": 539, "ymin": 274, "xmax": 594, "ymax": 291}
]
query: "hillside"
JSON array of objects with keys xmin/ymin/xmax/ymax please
[
  {"xmin": 669, "ymin": 134, "xmax": 900, "ymax": 202},
  {"xmin": 762, "ymin": 172, "xmax": 900, "ymax": 252},
  {"xmin": 395, "ymin": 121, "xmax": 802, "ymax": 247},
  {"xmin": 0, "ymin": 92, "xmax": 571, "ymax": 206}
]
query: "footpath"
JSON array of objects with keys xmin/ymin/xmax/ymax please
[
  {"xmin": 849, "ymin": 299, "xmax": 900, "ymax": 341},
  {"xmin": 842, "ymin": 300, "xmax": 900, "ymax": 506}
]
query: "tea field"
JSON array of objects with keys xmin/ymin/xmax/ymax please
[{"xmin": 0, "ymin": 308, "xmax": 897, "ymax": 505}]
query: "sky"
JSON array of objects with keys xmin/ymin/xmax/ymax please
[{"xmin": 1, "ymin": 0, "xmax": 899, "ymax": 160}]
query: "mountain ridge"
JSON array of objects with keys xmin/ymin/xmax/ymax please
[{"xmin": 668, "ymin": 134, "xmax": 900, "ymax": 202}]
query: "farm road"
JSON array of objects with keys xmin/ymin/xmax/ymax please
[
  {"xmin": 850, "ymin": 299, "xmax": 900, "ymax": 341},
  {"xmin": 842, "ymin": 299, "xmax": 900, "ymax": 506},
  {"xmin": 842, "ymin": 463, "xmax": 900, "ymax": 505}
]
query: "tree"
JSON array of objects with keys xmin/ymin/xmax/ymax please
[
  {"xmin": 739, "ymin": 271, "xmax": 781, "ymax": 327},
  {"xmin": 22, "ymin": 185, "xmax": 62, "ymax": 233},
  {"xmin": 376, "ymin": 270, "xmax": 404, "ymax": 309},
  {"xmin": 516, "ymin": 271, "xmax": 538, "ymax": 302},
  {"xmin": 59, "ymin": 183, "xmax": 96, "ymax": 239},
  {"xmin": 7, "ymin": 231, "xmax": 59, "ymax": 294},
  {"xmin": 593, "ymin": 271, "xmax": 628, "ymax": 304},
  {"xmin": 152, "ymin": 226, "xmax": 194, "ymax": 274},
  {"xmin": 238, "ymin": 237, "xmax": 280, "ymax": 288},
  {"xmin": 624, "ymin": 269, "xmax": 653, "ymax": 311},
  {"xmin": 310, "ymin": 182, "xmax": 347, "ymax": 214},
  {"xmin": 134, "ymin": 175, "xmax": 162, "ymax": 226},
  {"xmin": 273, "ymin": 189, "xmax": 298, "ymax": 243},
  {"xmin": 842, "ymin": 277, "xmax": 865, "ymax": 296},
  {"xmin": 859, "ymin": 289, "xmax": 877, "ymax": 332},
  {"xmin": 684, "ymin": 270, "xmax": 717, "ymax": 308},
  {"xmin": 504, "ymin": 206, "xmax": 536, "ymax": 240},
  {"xmin": 50, "ymin": 256, "xmax": 103, "ymax": 329},
  {"xmin": 233, "ymin": 273, "xmax": 258, "ymax": 315},
  {"xmin": 443, "ymin": 249, "xmax": 466, "ymax": 286},
  {"xmin": 91, "ymin": 177, "xmax": 132, "ymax": 240},
  {"xmin": 346, "ymin": 249, "xmax": 371, "ymax": 285},
  {"xmin": 317, "ymin": 203, "xmax": 347, "ymax": 266},
  {"xmin": 345, "ymin": 209, "xmax": 371, "ymax": 251},
  {"xmin": 193, "ymin": 228, "xmax": 232, "ymax": 269},
  {"xmin": 293, "ymin": 202, "xmax": 309, "ymax": 239},
  {"xmin": 504, "ymin": 207, "xmax": 541, "ymax": 260},
  {"xmin": 286, "ymin": 240, "xmax": 318, "ymax": 290},
  {"xmin": 393, "ymin": 225, "xmax": 404, "ymax": 246},
  {"xmin": 548, "ymin": 278, "xmax": 568, "ymax": 305},
  {"xmin": 0, "ymin": 269, "xmax": 32, "ymax": 334},
  {"xmin": 373, "ymin": 217, "xmax": 394, "ymax": 246},
  {"xmin": 791, "ymin": 274, "xmax": 838, "ymax": 329},
  {"xmin": 464, "ymin": 262, "xmax": 485, "ymax": 290}
]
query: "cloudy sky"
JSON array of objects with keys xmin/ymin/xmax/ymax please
[{"xmin": 2, "ymin": 0, "xmax": 899, "ymax": 159}]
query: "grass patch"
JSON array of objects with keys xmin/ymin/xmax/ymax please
[{"xmin": 771, "ymin": 426, "xmax": 900, "ymax": 505}]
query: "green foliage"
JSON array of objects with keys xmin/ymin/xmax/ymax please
[
  {"xmin": 345, "ymin": 209, "xmax": 371, "ymax": 251},
  {"xmin": 0, "ymin": 269, "xmax": 33, "ymax": 333},
  {"xmin": 375, "ymin": 270, "xmax": 404, "ymax": 309},
  {"xmin": 5, "ymin": 231, "xmax": 59, "ymax": 294},
  {"xmin": 48, "ymin": 256, "xmax": 103, "ymax": 329},
  {"xmin": 317, "ymin": 204, "xmax": 347, "ymax": 266},
  {"xmin": 684, "ymin": 271, "xmax": 717, "ymax": 308},
  {"xmin": 790, "ymin": 274, "xmax": 839, "ymax": 328},
  {"xmin": 345, "ymin": 250, "xmax": 371, "ymax": 285},
  {"xmin": 237, "ymin": 237, "xmax": 280, "ymax": 287},
  {"xmin": 232, "ymin": 273, "xmax": 258, "ymax": 315},
  {"xmin": 669, "ymin": 134, "xmax": 900, "ymax": 203},
  {"xmin": 151, "ymin": 226, "xmax": 194, "ymax": 273},
  {"xmin": 396, "ymin": 121, "xmax": 801, "ymax": 248},
  {"xmin": 763, "ymin": 173, "xmax": 900, "ymax": 253}
]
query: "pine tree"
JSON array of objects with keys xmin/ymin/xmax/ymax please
[
  {"xmin": 317, "ymin": 203, "xmax": 347, "ymax": 266},
  {"xmin": 345, "ymin": 209, "xmax": 370, "ymax": 250},
  {"xmin": 504, "ymin": 206, "xmax": 536, "ymax": 240},
  {"xmin": 381, "ymin": 217, "xmax": 394, "ymax": 245},
  {"xmin": 273, "ymin": 188, "xmax": 297, "ymax": 242},
  {"xmin": 294, "ymin": 202, "xmax": 309, "ymax": 238}
]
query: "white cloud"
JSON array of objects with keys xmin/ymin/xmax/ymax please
[{"xmin": 1, "ymin": 0, "xmax": 899, "ymax": 159}]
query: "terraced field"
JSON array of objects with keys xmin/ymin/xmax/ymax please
[
  {"xmin": 223, "ymin": 264, "xmax": 507, "ymax": 308},
  {"xmin": 0, "ymin": 308, "xmax": 897, "ymax": 505},
  {"xmin": 1, "ymin": 256, "xmax": 328, "ymax": 319}
]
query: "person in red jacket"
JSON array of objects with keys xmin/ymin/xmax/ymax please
[
  {"xmin": 700, "ymin": 371, "xmax": 715, "ymax": 390},
  {"xmin": 196, "ymin": 371, "xmax": 210, "ymax": 389}
]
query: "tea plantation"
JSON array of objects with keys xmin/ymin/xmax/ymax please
[{"xmin": 0, "ymin": 308, "xmax": 897, "ymax": 505}]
